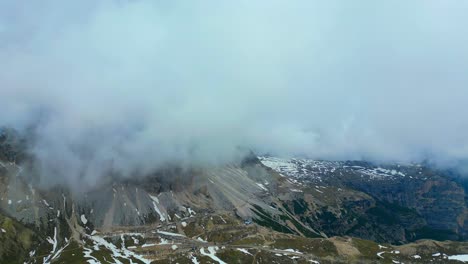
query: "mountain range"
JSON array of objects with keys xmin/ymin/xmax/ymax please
[{"xmin": 2, "ymin": 130, "xmax": 468, "ymax": 263}]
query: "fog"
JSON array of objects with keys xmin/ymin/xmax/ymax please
[{"xmin": 1, "ymin": 1, "xmax": 468, "ymax": 185}]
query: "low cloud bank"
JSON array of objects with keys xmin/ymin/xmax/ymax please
[{"xmin": 1, "ymin": 1, "xmax": 468, "ymax": 185}]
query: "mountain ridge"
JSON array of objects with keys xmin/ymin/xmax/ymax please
[{"xmin": 1, "ymin": 131, "xmax": 468, "ymax": 262}]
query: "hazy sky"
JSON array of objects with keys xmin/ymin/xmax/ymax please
[{"xmin": 1, "ymin": 1, "xmax": 468, "ymax": 184}]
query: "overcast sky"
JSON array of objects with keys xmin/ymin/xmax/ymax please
[{"xmin": 1, "ymin": 1, "xmax": 468, "ymax": 185}]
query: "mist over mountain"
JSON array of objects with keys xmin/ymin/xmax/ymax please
[
  {"xmin": 1, "ymin": 0, "xmax": 468, "ymax": 185},
  {"xmin": 3, "ymin": 2, "xmax": 468, "ymax": 263}
]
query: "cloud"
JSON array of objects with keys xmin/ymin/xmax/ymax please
[{"xmin": 1, "ymin": 0, "xmax": 468, "ymax": 185}]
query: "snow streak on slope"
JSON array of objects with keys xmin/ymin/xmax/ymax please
[{"xmin": 149, "ymin": 194, "xmax": 166, "ymax": 222}]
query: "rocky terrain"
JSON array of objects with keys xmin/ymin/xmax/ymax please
[
  {"xmin": 259, "ymin": 156, "xmax": 468, "ymax": 243},
  {"xmin": 2, "ymin": 130, "xmax": 468, "ymax": 263}
]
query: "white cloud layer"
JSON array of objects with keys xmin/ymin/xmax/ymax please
[{"xmin": 1, "ymin": 1, "xmax": 468, "ymax": 184}]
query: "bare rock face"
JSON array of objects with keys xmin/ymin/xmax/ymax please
[
  {"xmin": 259, "ymin": 157, "xmax": 468, "ymax": 243},
  {"xmin": 341, "ymin": 173, "xmax": 468, "ymax": 240}
]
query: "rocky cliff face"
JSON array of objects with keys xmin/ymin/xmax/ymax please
[
  {"xmin": 259, "ymin": 157, "xmax": 468, "ymax": 243},
  {"xmin": 341, "ymin": 171, "xmax": 468, "ymax": 240}
]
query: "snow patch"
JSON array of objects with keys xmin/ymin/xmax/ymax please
[
  {"xmin": 149, "ymin": 195, "xmax": 166, "ymax": 222},
  {"xmin": 284, "ymin": 248, "xmax": 303, "ymax": 254},
  {"xmin": 256, "ymin": 183, "xmax": 268, "ymax": 191},
  {"xmin": 187, "ymin": 207, "xmax": 196, "ymax": 215},
  {"xmin": 83, "ymin": 247, "xmax": 100, "ymax": 264},
  {"xmin": 219, "ymin": 216, "xmax": 227, "ymax": 223},
  {"xmin": 158, "ymin": 238, "xmax": 170, "ymax": 245},
  {"xmin": 88, "ymin": 234, "xmax": 151, "ymax": 264},
  {"xmin": 448, "ymin": 254, "xmax": 468, "ymax": 262},
  {"xmin": 157, "ymin": 230, "xmax": 185, "ymax": 237},
  {"xmin": 191, "ymin": 255, "xmax": 200, "ymax": 264},
  {"xmin": 81, "ymin": 214, "xmax": 88, "ymax": 225},
  {"xmin": 44, "ymin": 227, "xmax": 63, "ymax": 264},
  {"xmin": 236, "ymin": 248, "xmax": 253, "ymax": 256},
  {"xmin": 141, "ymin": 243, "xmax": 156, "ymax": 248},
  {"xmin": 200, "ymin": 246, "xmax": 226, "ymax": 264}
]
